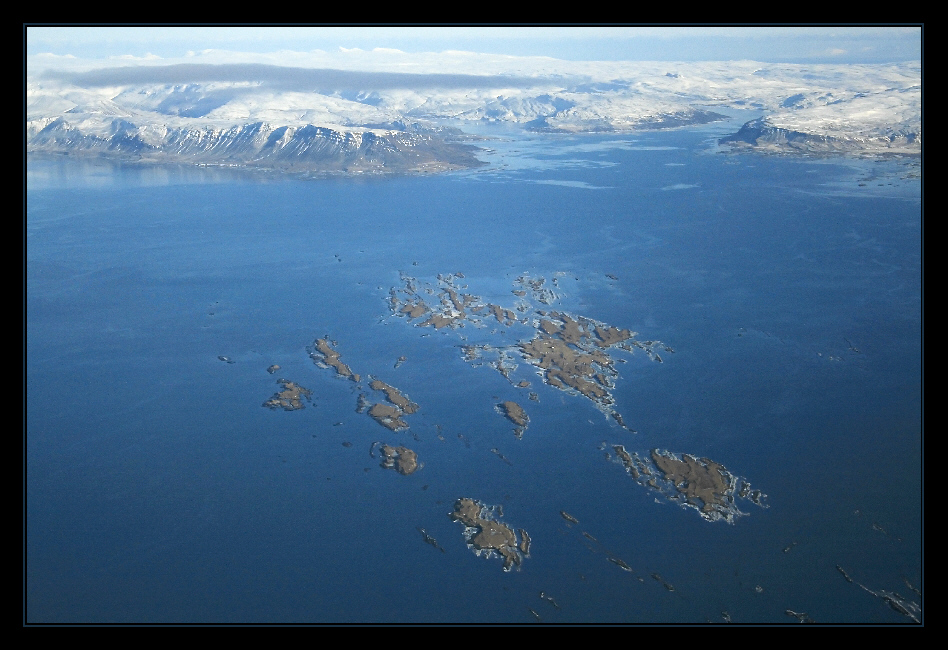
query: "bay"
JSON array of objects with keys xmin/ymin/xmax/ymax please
[{"xmin": 26, "ymin": 123, "xmax": 922, "ymax": 624}]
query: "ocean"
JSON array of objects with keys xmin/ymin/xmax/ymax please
[{"xmin": 26, "ymin": 120, "xmax": 922, "ymax": 624}]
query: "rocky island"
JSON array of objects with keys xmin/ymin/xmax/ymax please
[
  {"xmin": 364, "ymin": 378, "xmax": 419, "ymax": 431},
  {"xmin": 308, "ymin": 338, "xmax": 360, "ymax": 382},
  {"xmin": 390, "ymin": 272, "xmax": 768, "ymax": 525},
  {"xmin": 497, "ymin": 400, "xmax": 530, "ymax": 439},
  {"xmin": 306, "ymin": 334, "xmax": 421, "ymax": 432},
  {"xmin": 262, "ymin": 379, "xmax": 313, "ymax": 411},
  {"xmin": 449, "ymin": 497, "xmax": 530, "ymax": 571},
  {"xmin": 609, "ymin": 444, "xmax": 766, "ymax": 523},
  {"xmin": 389, "ymin": 272, "xmax": 666, "ymax": 426},
  {"xmin": 378, "ymin": 445, "xmax": 421, "ymax": 475},
  {"xmin": 369, "ymin": 379, "xmax": 419, "ymax": 415},
  {"xmin": 367, "ymin": 403, "xmax": 410, "ymax": 432}
]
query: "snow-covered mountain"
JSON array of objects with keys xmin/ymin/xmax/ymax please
[
  {"xmin": 26, "ymin": 52, "xmax": 921, "ymax": 173},
  {"xmin": 27, "ymin": 114, "xmax": 480, "ymax": 175}
]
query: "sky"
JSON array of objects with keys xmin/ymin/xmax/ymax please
[{"xmin": 26, "ymin": 26, "xmax": 922, "ymax": 64}]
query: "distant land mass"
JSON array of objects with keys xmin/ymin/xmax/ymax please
[
  {"xmin": 27, "ymin": 118, "xmax": 482, "ymax": 176},
  {"xmin": 719, "ymin": 116, "xmax": 920, "ymax": 157},
  {"xmin": 27, "ymin": 57, "xmax": 921, "ymax": 174}
]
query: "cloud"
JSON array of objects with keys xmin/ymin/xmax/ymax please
[
  {"xmin": 110, "ymin": 53, "xmax": 163, "ymax": 61},
  {"xmin": 44, "ymin": 62, "xmax": 556, "ymax": 92}
]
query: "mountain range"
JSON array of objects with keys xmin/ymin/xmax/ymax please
[{"xmin": 27, "ymin": 54, "xmax": 921, "ymax": 174}]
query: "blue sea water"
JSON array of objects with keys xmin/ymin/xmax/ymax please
[{"xmin": 26, "ymin": 122, "xmax": 921, "ymax": 624}]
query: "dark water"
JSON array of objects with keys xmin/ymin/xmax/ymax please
[{"xmin": 26, "ymin": 124, "xmax": 921, "ymax": 624}]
